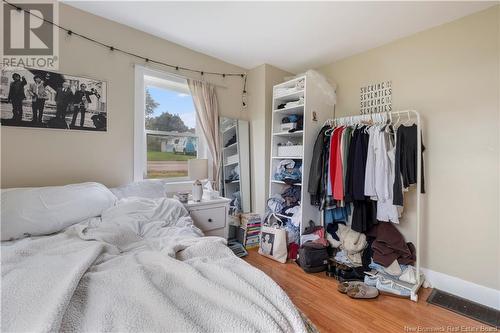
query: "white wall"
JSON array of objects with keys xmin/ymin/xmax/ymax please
[
  {"xmin": 317, "ymin": 6, "xmax": 500, "ymax": 291},
  {"xmin": 1, "ymin": 3, "xmax": 247, "ymax": 188},
  {"xmin": 247, "ymin": 64, "xmax": 292, "ymax": 215}
]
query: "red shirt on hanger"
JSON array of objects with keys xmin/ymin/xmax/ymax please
[{"xmin": 329, "ymin": 127, "xmax": 344, "ymax": 200}]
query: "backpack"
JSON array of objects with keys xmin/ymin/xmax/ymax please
[{"xmin": 297, "ymin": 242, "xmax": 329, "ymax": 273}]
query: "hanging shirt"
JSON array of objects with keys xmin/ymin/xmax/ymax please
[
  {"xmin": 328, "ymin": 127, "xmax": 342, "ymax": 198},
  {"xmin": 308, "ymin": 126, "xmax": 329, "ymax": 206},
  {"xmin": 341, "ymin": 127, "xmax": 353, "ymax": 197},
  {"xmin": 333, "ymin": 127, "xmax": 345, "ymax": 201},
  {"xmin": 344, "ymin": 127, "xmax": 360, "ymax": 203},
  {"xmin": 376, "ymin": 128, "xmax": 402, "ymax": 223},
  {"xmin": 364, "ymin": 126, "xmax": 378, "ymax": 199},
  {"xmin": 393, "ymin": 124, "xmax": 426, "ymax": 206},
  {"xmin": 352, "ymin": 127, "xmax": 369, "ymax": 201},
  {"xmin": 327, "ymin": 129, "xmax": 336, "ymax": 196}
]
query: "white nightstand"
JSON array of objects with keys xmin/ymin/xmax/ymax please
[{"xmin": 183, "ymin": 197, "xmax": 231, "ymax": 239}]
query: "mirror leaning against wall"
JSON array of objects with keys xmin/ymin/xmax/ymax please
[{"xmin": 219, "ymin": 117, "xmax": 251, "ymax": 216}]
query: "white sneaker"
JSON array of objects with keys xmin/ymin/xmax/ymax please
[
  {"xmin": 364, "ymin": 275, "xmax": 378, "ymax": 287},
  {"xmin": 376, "ymin": 279, "xmax": 411, "ymax": 297}
]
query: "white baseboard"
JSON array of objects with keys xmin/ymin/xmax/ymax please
[{"xmin": 421, "ymin": 268, "xmax": 500, "ymax": 310}]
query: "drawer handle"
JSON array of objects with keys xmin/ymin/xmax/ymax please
[{"xmin": 208, "ymin": 218, "xmax": 213, "ymax": 222}]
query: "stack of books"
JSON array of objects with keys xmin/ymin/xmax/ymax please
[{"xmin": 237, "ymin": 213, "xmax": 262, "ymax": 249}]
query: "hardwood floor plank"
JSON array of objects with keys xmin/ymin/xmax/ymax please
[{"xmin": 244, "ymin": 249, "xmax": 492, "ymax": 332}]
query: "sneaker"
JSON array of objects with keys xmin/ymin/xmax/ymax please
[
  {"xmin": 364, "ymin": 275, "xmax": 378, "ymax": 287},
  {"xmin": 376, "ymin": 279, "xmax": 411, "ymax": 298}
]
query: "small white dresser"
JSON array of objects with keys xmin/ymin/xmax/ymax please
[{"xmin": 183, "ymin": 198, "xmax": 231, "ymax": 239}]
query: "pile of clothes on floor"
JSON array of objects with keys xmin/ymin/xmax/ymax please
[
  {"xmin": 293, "ymin": 198, "xmax": 417, "ymax": 298},
  {"xmin": 274, "ymin": 159, "xmax": 302, "ymax": 184},
  {"xmin": 323, "ymin": 218, "xmax": 417, "ymax": 298}
]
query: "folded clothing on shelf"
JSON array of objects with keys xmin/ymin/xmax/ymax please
[
  {"xmin": 274, "ymin": 87, "xmax": 297, "ymax": 97},
  {"xmin": 281, "ymin": 185, "xmax": 301, "ymax": 206},
  {"xmin": 281, "ymin": 114, "xmax": 301, "ymax": 124},
  {"xmin": 274, "ymin": 79, "xmax": 304, "ymax": 97},
  {"xmin": 225, "ymin": 134, "xmax": 236, "ymax": 147},
  {"xmin": 225, "ymin": 165, "xmax": 240, "ymax": 182},
  {"xmin": 274, "ymin": 159, "xmax": 302, "ymax": 184},
  {"xmin": 284, "ymin": 97, "xmax": 304, "ymax": 109},
  {"xmin": 226, "ymin": 154, "xmax": 239, "ymax": 165},
  {"xmin": 229, "ymin": 191, "xmax": 241, "ymax": 213},
  {"xmin": 280, "ymin": 114, "xmax": 303, "ymax": 132}
]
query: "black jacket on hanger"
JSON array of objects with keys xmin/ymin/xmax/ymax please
[{"xmin": 308, "ymin": 126, "xmax": 329, "ymax": 206}]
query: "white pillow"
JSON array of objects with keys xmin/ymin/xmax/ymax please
[{"xmin": 1, "ymin": 182, "xmax": 117, "ymax": 241}]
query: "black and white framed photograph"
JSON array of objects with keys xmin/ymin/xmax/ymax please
[
  {"xmin": 260, "ymin": 232, "xmax": 275, "ymax": 256},
  {"xmin": 1, "ymin": 67, "xmax": 107, "ymax": 131}
]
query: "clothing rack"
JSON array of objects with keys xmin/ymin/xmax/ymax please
[{"xmin": 324, "ymin": 110, "xmax": 424, "ymax": 302}]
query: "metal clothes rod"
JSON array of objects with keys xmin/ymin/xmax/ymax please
[{"xmin": 325, "ymin": 109, "xmax": 423, "ymax": 302}]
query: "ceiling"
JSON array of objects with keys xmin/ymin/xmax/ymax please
[{"xmin": 64, "ymin": 1, "xmax": 495, "ymax": 73}]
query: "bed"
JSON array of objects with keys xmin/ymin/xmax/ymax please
[{"xmin": 1, "ymin": 182, "xmax": 307, "ymax": 332}]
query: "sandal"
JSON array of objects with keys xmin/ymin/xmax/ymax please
[
  {"xmin": 337, "ymin": 281, "xmax": 364, "ymax": 294},
  {"xmin": 347, "ymin": 284, "xmax": 379, "ymax": 299}
]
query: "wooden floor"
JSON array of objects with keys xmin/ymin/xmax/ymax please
[{"xmin": 244, "ymin": 249, "xmax": 491, "ymax": 333}]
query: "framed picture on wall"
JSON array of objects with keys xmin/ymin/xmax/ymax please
[{"xmin": 1, "ymin": 67, "xmax": 107, "ymax": 131}]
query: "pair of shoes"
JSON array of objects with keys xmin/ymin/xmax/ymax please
[
  {"xmin": 337, "ymin": 281, "xmax": 364, "ymax": 294},
  {"xmin": 347, "ymin": 284, "xmax": 379, "ymax": 299}
]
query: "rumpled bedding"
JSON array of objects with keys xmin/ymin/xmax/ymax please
[{"xmin": 2, "ymin": 197, "xmax": 306, "ymax": 333}]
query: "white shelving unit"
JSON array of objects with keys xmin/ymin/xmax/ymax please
[
  {"xmin": 221, "ymin": 118, "xmax": 251, "ymax": 214},
  {"xmin": 268, "ymin": 74, "xmax": 334, "ymax": 237}
]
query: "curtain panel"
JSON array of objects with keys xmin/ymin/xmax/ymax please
[{"xmin": 187, "ymin": 79, "xmax": 221, "ymax": 190}]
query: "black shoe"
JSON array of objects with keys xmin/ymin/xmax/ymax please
[{"xmin": 338, "ymin": 267, "xmax": 365, "ymax": 282}]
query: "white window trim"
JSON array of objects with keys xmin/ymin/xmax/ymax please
[{"xmin": 134, "ymin": 64, "xmax": 211, "ymax": 183}]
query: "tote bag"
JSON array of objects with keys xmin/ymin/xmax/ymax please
[{"xmin": 259, "ymin": 214, "xmax": 288, "ymax": 263}]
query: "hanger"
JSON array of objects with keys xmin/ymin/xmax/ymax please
[
  {"xmin": 393, "ymin": 112, "xmax": 401, "ymax": 127},
  {"xmin": 382, "ymin": 110, "xmax": 391, "ymax": 132},
  {"xmin": 323, "ymin": 119, "xmax": 332, "ymax": 127},
  {"xmin": 403, "ymin": 111, "xmax": 413, "ymax": 126},
  {"xmin": 325, "ymin": 122, "xmax": 335, "ymax": 136}
]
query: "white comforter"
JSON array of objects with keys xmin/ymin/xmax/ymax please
[{"xmin": 2, "ymin": 198, "xmax": 306, "ymax": 333}]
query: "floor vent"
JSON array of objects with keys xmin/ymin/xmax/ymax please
[{"xmin": 427, "ymin": 289, "xmax": 499, "ymax": 328}]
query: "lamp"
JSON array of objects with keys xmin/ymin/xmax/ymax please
[{"xmin": 188, "ymin": 159, "xmax": 208, "ymax": 202}]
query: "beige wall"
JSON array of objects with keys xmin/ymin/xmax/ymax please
[
  {"xmin": 318, "ymin": 6, "xmax": 499, "ymax": 290},
  {"xmin": 1, "ymin": 3, "xmax": 246, "ymax": 188},
  {"xmin": 247, "ymin": 64, "xmax": 292, "ymax": 214}
]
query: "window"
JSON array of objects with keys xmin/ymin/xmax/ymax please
[{"xmin": 134, "ymin": 66, "xmax": 206, "ymax": 181}]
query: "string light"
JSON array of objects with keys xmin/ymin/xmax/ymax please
[{"xmin": 2, "ymin": 0, "xmax": 247, "ymax": 81}]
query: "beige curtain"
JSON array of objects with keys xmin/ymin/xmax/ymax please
[{"xmin": 187, "ymin": 79, "xmax": 221, "ymax": 190}]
